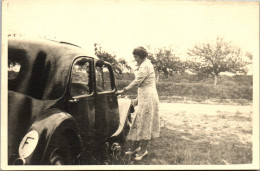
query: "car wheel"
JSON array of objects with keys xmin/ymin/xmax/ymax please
[
  {"xmin": 48, "ymin": 135, "xmax": 76, "ymax": 165},
  {"xmin": 50, "ymin": 151, "xmax": 66, "ymax": 165}
]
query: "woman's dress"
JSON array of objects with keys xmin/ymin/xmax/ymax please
[{"xmin": 125, "ymin": 58, "xmax": 160, "ymax": 141}]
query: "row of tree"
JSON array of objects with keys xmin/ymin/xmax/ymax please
[{"xmin": 95, "ymin": 37, "xmax": 252, "ymax": 86}]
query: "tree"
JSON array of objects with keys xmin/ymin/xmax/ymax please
[
  {"xmin": 117, "ymin": 58, "xmax": 132, "ymax": 74},
  {"xmin": 147, "ymin": 47, "xmax": 185, "ymax": 81},
  {"xmin": 187, "ymin": 37, "xmax": 252, "ymax": 86},
  {"xmin": 94, "ymin": 43, "xmax": 131, "ymax": 74}
]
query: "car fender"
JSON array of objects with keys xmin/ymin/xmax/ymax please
[
  {"xmin": 16, "ymin": 109, "xmax": 83, "ymax": 165},
  {"xmin": 110, "ymin": 98, "xmax": 134, "ymax": 138}
]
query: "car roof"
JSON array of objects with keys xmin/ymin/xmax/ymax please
[
  {"xmin": 8, "ymin": 37, "xmax": 99, "ymax": 61},
  {"xmin": 8, "ymin": 37, "xmax": 99, "ymax": 100}
]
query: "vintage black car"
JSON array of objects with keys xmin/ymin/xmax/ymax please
[{"xmin": 8, "ymin": 37, "xmax": 133, "ymax": 165}]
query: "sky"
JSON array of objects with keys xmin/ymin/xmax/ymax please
[{"xmin": 4, "ymin": 0, "xmax": 259, "ymax": 69}]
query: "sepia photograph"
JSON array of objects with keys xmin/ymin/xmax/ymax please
[{"xmin": 1, "ymin": 0, "xmax": 259, "ymax": 170}]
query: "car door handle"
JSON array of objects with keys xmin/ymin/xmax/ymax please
[{"xmin": 69, "ymin": 98, "xmax": 79, "ymax": 102}]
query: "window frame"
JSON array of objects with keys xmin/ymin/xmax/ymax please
[
  {"xmin": 95, "ymin": 60, "xmax": 116, "ymax": 94},
  {"xmin": 69, "ymin": 56, "xmax": 94, "ymax": 99}
]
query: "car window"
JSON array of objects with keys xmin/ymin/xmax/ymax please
[
  {"xmin": 8, "ymin": 61, "xmax": 21, "ymax": 80},
  {"xmin": 8, "ymin": 48, "xmax": 67, "ymax": 100},
  {"xmin": 95, "ymin": 64, "xmax": 112, "ymax": 92},
  {"xmin": 71, "ymin": 58, "xmax": 92, "ymax": 97}
]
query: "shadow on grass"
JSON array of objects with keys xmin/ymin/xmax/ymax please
[{"xmin": 125, "ymin": 127, "xmax": 252, "ymax": 165}]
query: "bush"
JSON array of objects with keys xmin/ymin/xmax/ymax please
[
  {"xmin": 114, "ymin": 73, "xmax": 252, "ymax": 101},
  {"xmin": 116, "ymin": 81, "xmax": 252, "ymax": 100},
  {"xmin": 114, "ymin": 73, "xmax": 135, "ymax": 80}
]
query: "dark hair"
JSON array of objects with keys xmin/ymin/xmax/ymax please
[{"xmin": 132, "ymin": 46, "xmax": 148, "ymax": 59}]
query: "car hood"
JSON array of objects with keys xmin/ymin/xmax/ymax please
[{"xmin": 8, "ymin": 91, "xmax": 47, "ymax": 160}]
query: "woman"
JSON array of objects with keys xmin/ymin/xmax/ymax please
[{"xmin": 116, "ymin": 47, "xmax": 160, "ymax": 161}]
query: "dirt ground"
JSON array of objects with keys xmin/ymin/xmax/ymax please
[
  {"xmin": 128, "ymin": 102, "xmax": 253, "ymax": 165},
  {"xmin": 159, "ymin": 103, "xmax": 252, "ymax": 145}
]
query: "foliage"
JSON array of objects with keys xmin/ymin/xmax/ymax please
[
  {"xmin": 116, "ymin": 73, "xmax": 252, "ymax": 101},
  {"xmin": 187, "ymin": 37, "xmax": 252, "ymax": 86},
  {"xmin": 117, "ymin": 58, "xmax": 132, "ymax": 74},
  {"xmin": 147, "ymin": 47, "xmax": 185, "ymax": 77},
  {"xmin": 94, "ymin": 43, "xmax": 131, "ymax": 74}
]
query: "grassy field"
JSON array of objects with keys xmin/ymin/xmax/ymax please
[
  {"xmin": 115, "ymin": 73, "xmax": 252, "ymax": 165},
  {"xmin": 115, "ymin": 74, "xmax": 253, "ymax": 103},
  {"xmin": 123, "ymin": 103, "xmax": 252, "ymax": 165}
]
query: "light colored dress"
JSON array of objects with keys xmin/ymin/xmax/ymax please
[{"xmin": 125, "ymin": 58, "xmax": 160, "ymax": 141}]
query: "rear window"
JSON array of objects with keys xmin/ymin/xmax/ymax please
[
  {"xmin": 8, "ymin": 48, "xmax": 59, "ymax": 100},
  {"xmin": 8, "ymin": 61, "xmax": 21, "ymax": 80},
  {"xmin": 8, "ymin": 48, "xmax": 27, "ymax": 93}
]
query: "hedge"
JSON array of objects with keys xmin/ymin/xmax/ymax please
[{"xmin": 115, "ymin": 81, "xmax": 252, "ymax": 101}]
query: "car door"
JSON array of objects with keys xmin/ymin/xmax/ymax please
[
  {"xmin": 66, "ymin": 57, "xmax": 95, "ymax": 147},
  {"xmin": 94, "ymin": 60, "xmax": 120, "ymax": 144}
]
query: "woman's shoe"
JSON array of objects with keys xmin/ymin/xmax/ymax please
[
  {"xmin": 125, "ymin": 147, "xmax": 141, "ymax": 155},
  {"xmin": 134, "ymin": 150, "xmax": 148, "ymax": 161}
]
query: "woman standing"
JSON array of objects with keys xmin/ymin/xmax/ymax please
[{"xmin": 116, "ymin": 47, "xmax": 160, "ymax": 161}]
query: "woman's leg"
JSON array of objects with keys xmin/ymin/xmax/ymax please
[
  {"xmin": 133, "ymin": 141, "xmax": 141, "ymax": 150},
  {"xmin": 126, "ymin": 140, "xmax": 140, "ymax": 151},
  {"xmin": 137, "ymin": 140, "xmax": 149, "ymax": 155},
  {"xmin": 134, "ymin": 140, "xmax": 150, "ymax": 160},
  {"xmin": 125, "ymin": 140, "xmax": 141, "ymax": 155}
]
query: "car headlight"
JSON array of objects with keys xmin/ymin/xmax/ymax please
[{"xmin": 18, "ymin": 130, "xmax": 39, "ymax": 158}]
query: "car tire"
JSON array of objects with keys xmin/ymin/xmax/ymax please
[{"xmin": 47, "ymin": 134, "xmax": 78, "ymax": 165}]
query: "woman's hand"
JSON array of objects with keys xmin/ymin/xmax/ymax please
[
  {"xmin": 116, "ymin": 87, "xmax": 127, "ymax": 96},
  {"xmin": 115, "ymin": 89, "xmax": 124, "ymax": 95}
]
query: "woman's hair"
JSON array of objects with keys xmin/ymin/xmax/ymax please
[{"xmin": 132, "ymin": 46, "xmax": 148, "ymax": 59}]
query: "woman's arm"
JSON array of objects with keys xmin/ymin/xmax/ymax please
[
  {"xmin": 124, "ymin": 65, "xmax": 148, "ymax": 91},
  {"xmin": 115, "ymin": 62, "xmax": 148, "ymax": 95}
]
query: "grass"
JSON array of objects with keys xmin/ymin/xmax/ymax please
[
  {"xmin": 115, "ymin": 74, "xmax": 253, "ymax": 101},
  {"xmin": 122, "ymin": 104, "xmax": 252, "ymax": 165},
  {"xmin": 114, "ymin": 73, "xmax": 252, "ymax": 165},
  {"xmin": 146, "ymin": 128, "xmax": 252, "ymax": 165},
  {"xmin": 116, "ymin": 81, "xmax": 253, "ymax": 101}
]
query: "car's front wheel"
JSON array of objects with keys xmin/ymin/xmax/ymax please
[
  {"xmin": 50, "ymin": 151, "xmax": 66, "ymax": 165},
  {"xmin": 47, "ymin": 134, "xmax": 79, "ymax": 165}
]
